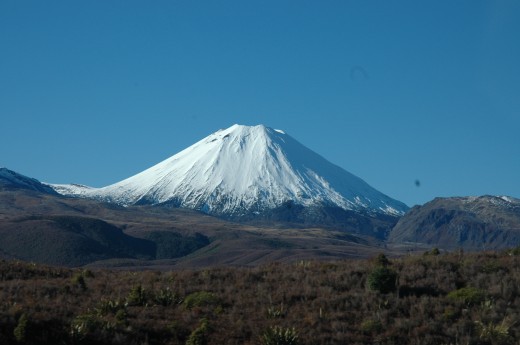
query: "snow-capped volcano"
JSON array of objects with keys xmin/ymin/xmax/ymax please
[{"xmin": 52, "ymin": 124, "xmax": 408, "ymax": 217}]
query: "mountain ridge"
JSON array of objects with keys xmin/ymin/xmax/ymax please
[
  {"xmin": 388, "ymin": 195, "xmax": 520, "ymax": 250},
  {"xmin": 0, "ymin": 167, "xmax": 58, "ymax": 195}
]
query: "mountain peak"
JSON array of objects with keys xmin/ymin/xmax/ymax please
[
  {"xmin": 51, "ymin": 124, "xmax": 408, "ymax": 217},
  {"xmin": 214, "ymin": 124, "xmax": 282, "ymax": 138}
]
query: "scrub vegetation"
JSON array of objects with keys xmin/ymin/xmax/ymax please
[{"xmin": 2, "ymin": 249, "xmax": 520, "ymax": 344}]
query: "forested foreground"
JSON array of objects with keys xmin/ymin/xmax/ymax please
[{"xmin": 2, "ymin": 250, "xmax": 520, "ymax": 345}]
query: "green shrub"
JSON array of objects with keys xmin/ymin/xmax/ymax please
[
  {"xmin": 367, "ymin": 266, "xmax": 397, "ymax": 294},
  {"xmin": 475, "ymin": 318, "xmax": 513, "ymax": 344},
  {"xmin": 127, "ymin": 285, "xmax": 147, "ymax": 306},
  {"xmin": 13, "ymin": 313, "xmax": 28, "ymax": 342},
  {"xmin": 186, "ymin": 319, "xmax": 209, "ymax": 345},
  {"xmin": 70, "ymin": 313, "xmax": 101, "ymax": 340},
  {"xmin": 447, "ymin": 287, "xmax": 486, "ymax": 306},
  {"xmin": 262, "ymin": 326, "xmax": 298, "ymax": 345},
  {"xmin": 154, "ymin": 287, "xmax": 181, "ymax": 306},
  {"xmin": 96, "ymin": 299, "xmax": 127, "ymax": 316},
  {"xmin": 184, "ymin": 291, "xmax": 219, "ymax": 310}
]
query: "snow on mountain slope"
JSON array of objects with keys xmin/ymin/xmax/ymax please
[
  {"xmin": 49, "ymin": 183, "xmax": 94, "ymax": 197},
  {"xmin": 52, "ymin": 124, "xmax": 408, "ymax": 216}
]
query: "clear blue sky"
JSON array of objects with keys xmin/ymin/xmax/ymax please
[{"xmin": 1, "ymin": 1, "xmax": 519, "ymax": 207}]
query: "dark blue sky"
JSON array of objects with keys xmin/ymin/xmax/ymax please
[{"xmin": 1, "ymin": 1, "xmax": 519, "ymax": 206}]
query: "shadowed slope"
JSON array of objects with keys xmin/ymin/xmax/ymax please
[{"xmin": 389, "ymin": 196, "xmax": 520, "ymax": 250}]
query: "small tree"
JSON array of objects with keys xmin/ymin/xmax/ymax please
[{"xmin": 367, "ymin": 266, "xmax": 397, "ymax": 294}]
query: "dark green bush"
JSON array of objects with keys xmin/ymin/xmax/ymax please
[
  {"xmin": 374, "ymin": 253, "xmax": 391, "ymax": 267},
  {"xmin": 367, "ymin": 266, "xmax": 397, "ymax": 293},
  {"xmin": 424, "ymin": 247, "xmax": 440, "ymax": 256}
]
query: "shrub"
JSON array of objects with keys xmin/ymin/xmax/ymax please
[
  {"xmin": 186, "ymin": 319, "xmax": 209, "ymax": 345},
  {"xmin": 96, "ymin": 299, "xmax": 127, "ymax": 316},
  {"xmin": 481, "ymin": 260, "xmax": 503, "ymax": 273},
  {"xmin": 13, "ymin": 313, "xmax": 28, "ymax": 342},
  {"xmin": 71, "ymin": 273, "xmax": 87, "ymax": 291},
  {"xmin": 70, "ymin": 313, "xmax": 101, "ymax": 340},
  {"xmin": 127, "ymin": 285, "xmax": 147, "ymax": 306},
  {"xmin": 184, "ymin": 291, "xmax": 219, "ymax": 310},
  {"xmin": 154, "ymin": 287, "xmax": 181, "ymax": 306},
  {"xmin": 374, "ymin": 253, "xmax": 390, "ymax": 267},
  {"xmin": 262, "ymin": 326, "xmax": 298, "ymax": 345},
  {"xmin": 424, "ymin": 248, "xmax": 440, "ymax": 256},
  {"xmin": 267, "ymin": 303, "xmax": 286, "ymax": 319},
  {"xmin": 447, "ymin": 287, "xmax": 486, "ymax": 306},
  {"xmin": 367, "ymin": 266, "xmax": 397, "ymax": 294},
  {"xmin": 475, "ymin": 318, "xmax": 513, "ymax": 345}
]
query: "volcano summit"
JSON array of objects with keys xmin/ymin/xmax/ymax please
[{"xmin": 52, "ymin": 124, "xmax": 408, "ymax": 220}]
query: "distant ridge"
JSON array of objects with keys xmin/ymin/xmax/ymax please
[
  {"xmin": 0, "ymin": 168, "xmax": 58, "ymax": 195},
  {"xmin": 389, "ymin": 195, "xmax": 520, "ymax": 250},
  {"xmin": 51, "ymin": 124, "xmax": 408, "ymax": 218}
]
